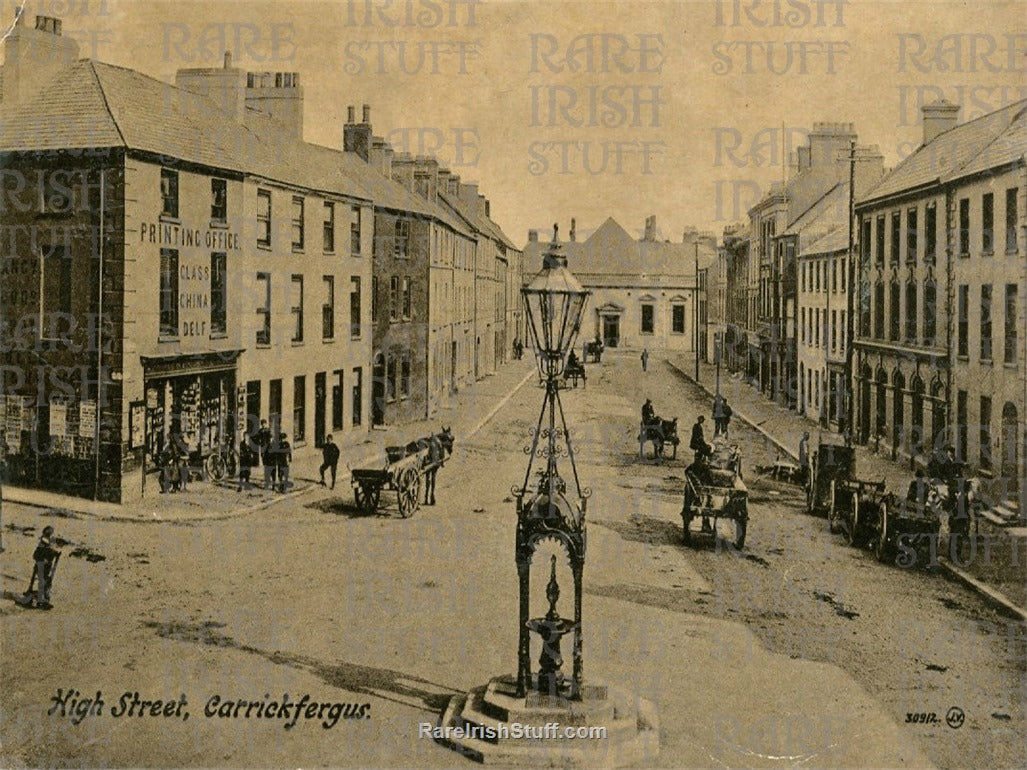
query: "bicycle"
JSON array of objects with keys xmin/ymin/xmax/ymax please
[{"xmin": 204, "ymin": 445, "xmax": 238, "ymax": 482}]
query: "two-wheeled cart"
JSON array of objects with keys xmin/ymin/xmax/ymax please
[
  {"xmin": 350, "ymin": 446, "xmax": 427, "ymax": 518},
  {"xmin": 681, "ymin": 441, "xmax": 748, "ymax": 549}
]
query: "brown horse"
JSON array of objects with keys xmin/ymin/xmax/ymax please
[{"xmin": 406, "ymin": 427, "xmax": 455, "ymax": 505}]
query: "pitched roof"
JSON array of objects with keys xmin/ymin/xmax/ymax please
[
  {"xmin": 782, "ymin": 182, "xmax": 850, "ymax": 255},
  {"xmin": 0, "ymin": 58, "xmax": 488, "ymax": 235},
  {"xmin": 861, "ymin": 99, "xmax": 1027, "ymax": 203}
]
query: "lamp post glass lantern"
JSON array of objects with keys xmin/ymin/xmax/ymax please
[{"xmin": 515, "ymin": 223, "xmax": 591, "ymax": 699}]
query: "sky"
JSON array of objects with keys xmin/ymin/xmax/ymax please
[{"xmin": 10, "ymin": 0, "xmax": 1026, "ymax": 246}]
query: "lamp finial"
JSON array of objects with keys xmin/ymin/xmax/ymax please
[{"xmin": 552, "ymin": 223, "xmax": 559, "ymax": 243}]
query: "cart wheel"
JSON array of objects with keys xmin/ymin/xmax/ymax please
[
  {"xmin": 845, "ymin": 495, "xmax": 861, "ymax": 547},
  {"xmin": 353, "ymin": 484, "xmax": 365, "ymax": 510},
  {"xmin": 397, "ymin": 468, "xmax": 420, "ymax": 518},
  {"xmin": 827, "ymin": 480, "xmax": 840, "ymax": 533},
  {"xmin": 874, "ymin": 503, "xmax": 891, "ymax": 563}
]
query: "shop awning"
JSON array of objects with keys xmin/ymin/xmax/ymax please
[{"xmin": 141, "ymin": 350, "xmax": 245, "ymax": 378}]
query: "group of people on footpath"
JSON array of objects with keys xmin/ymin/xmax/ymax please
[{"xmin": 237, "ymin": 420, "xmax": 293, "ymax": 493}]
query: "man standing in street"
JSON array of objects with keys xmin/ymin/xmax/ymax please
[
  {"xmin": 320, "ymin": 434, "xmax": 340, "ymax": 489},
  {"xmin": 275, "ymin": 433, "xmax": 293, "ymax": 493},
  {"xmin": 690, "ymin": 415, "xmax": 711, "ymax": 462},
  {"xmin": 255, "ymin": 419, "xmax": 273, "ymax": 491},
  {"xmin": 641, "ymin": 347, "xmax": 649, "ymax": 372}
]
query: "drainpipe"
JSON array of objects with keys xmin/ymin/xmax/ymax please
[{"xmin": 94, "ymin": 166, "xmax": 106, "ymax": 501}]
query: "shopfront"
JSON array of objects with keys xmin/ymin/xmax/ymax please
[{"xmin": 140, "ymin": 351, "xmax": 242, "ymax": 486}]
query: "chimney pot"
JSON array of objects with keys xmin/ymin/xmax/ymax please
[
  {"xmin": 347, "ymin": 105, "xmax": 355, "ymax": 123},
  {"xmin": 528, "ymin": 230, "xmax": 539, "ymax": 242},
  {"xmin": 224, "ymin": 51, "xmax": 232, "ymax": 69},
  {"xmin": 570, "ymin": 218, "xmax": 576, "ymax": 241},
  {"xmin": 362, "ymin": 104, "xmax": 371, "ymax": 123}
]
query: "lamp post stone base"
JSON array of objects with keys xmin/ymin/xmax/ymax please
[{"xmin": 435, "ymin": 675, "xmax": 659, "ymax": 767}]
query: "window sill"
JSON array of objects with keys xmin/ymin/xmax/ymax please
[
  {"xmin": 291, "ymin": 340, "xmax": 305, "ymax": 347},
  {"xmin": 958, "ymin": 252, "xmax": 969, "ymax": 258},
  {"xmin": 159, "ymin": 335, "xmax": 180, "ymax": 343},
  {"xmin": 979, "ymin": 358, "xmax": 993, "ymax": 366},
  {"xmin": 324, "ymin": 250, "xmax": 335, "ymax": 256},
  {"xmin": 1004, "ymin": 361, "xmax": 1018, "ymax": 369},
  {"xmin": 957, "ymin": 354, "xmax": 968, "ymax": 361},
  {"xmin": 159, "ymin": 214, "xmax": 180, "ymax": 225},
  {"xmin": 256, "ymin": 342, "xmax": 271, "ymax": 349},
  {"xmin": 210, "ymin": 333, "xmax": 228, "ymax": 340},
  {"xmin": 1005, "ymin": 248, "xmax": 1019, "ymax": 256},
  {"xmin": 257, "ymin": 242, "xmax": 272, "ymax": 251},
  {"xmin": 322, "ymin": 337, "xmax": 335, "ymax": 344},
  {"xmin": 292, "ymin": 247, "xmax": 305, "ymax": 254},
  {"xmin": 209, "ymin": 220, "xmax": 228, "ymax": 230},
  {"xmin": 982, "ymin": 250, "xmax": 994, "ymax": 257}
]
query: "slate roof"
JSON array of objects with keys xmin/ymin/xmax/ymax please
[
  {"xmin": 860, "ymin": 99, "xmax": 1027, "ymax": 204},
  {"xmin": 0, "ymin": 59, "xmax": 482, "ymax": 234},
  {"xmin": 437, "ymin": 190, "xmax": 516, "ymax": 251},
  {"xmin": 522, "ymin": 216, "xmax": 716, "ymax": 284},
  {"xmin": 782, "ymin": 182, "xmax": 850, "ymax": 255}
]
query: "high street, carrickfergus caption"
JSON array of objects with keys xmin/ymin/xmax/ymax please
[{"xmin": 1, "ymin": 1, "xmax": 1025, "ymax": 768}]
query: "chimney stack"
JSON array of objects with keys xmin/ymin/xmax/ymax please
[
  {"xmin": 175, "ymin": 61, "xmax": 246, "ymax": 122},
  {"xmin": 344, "ymin": 103, "xmax": 373, "ymax": 162},
  {"xmin": 243, "ymin": 71, "xmax": 305, "ymax": 139},
  {"xmin": 643, "ymin": 215, "xmax": 657, "ymax": 242},
  {"xmin": 2, "ymin": 14, "xmax": 81, "ymax": 105},
  {"xmin": 570, "ymin": 218, "xmax": 576, "ymax": 241},
  {"xmin": 921, "ymin": 99, "xmax": 960, "ymax": 145},
  {"xmin": 347, "ymin": 105, "xmax": 355, "ymax": 123},
  {"xmin": 528, "ymin": 230, "xmax": 539, "ymax": 243}
]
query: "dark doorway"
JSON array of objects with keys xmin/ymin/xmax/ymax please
[
  {"xmin": 372, "ymin": 353, "xmax": 385, "ymax": 426},
  {"xmin": 245, "ymin": 380, "xmax": 261, "ymax": 439},
  {"xmin": 314, "ymin": 372, "xmax": 326, "ymax": 447},
  {"xmin": 602, "ymin": 315, "xmax": 619, "ymax": 347}
]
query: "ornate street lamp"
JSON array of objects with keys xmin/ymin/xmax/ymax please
[{"xmin": 515, "ymin": 223, "xmax": 591, "ymax": 699}]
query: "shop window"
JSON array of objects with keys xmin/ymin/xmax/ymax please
[
  {"xmin": 982, "ymin": 192, "xmax": 994, "ymax": 254},
  {"xmin": 257, "ymin": 189, "xmax": 271, "ymax": 247},
  {"xmin": 159, "ymin": 248, "xmax": 179, "ymax": 338},
  {"xmin": 323, "ymin": 202, "xmax": 335, "ymax": 253},
  {"xmin": 293, "ymin": 375, "xmax": 306, "ymax": 442},
  {"xmin": 640, "ymin": 304, "xmax": 654, "ymax": 334},
  {"xmin": 210, "ymin": 252, "xmax": 227, "ymax": 336},
  {"xmin": 957, "ymin": 284, "xmax": 968, "ymax": 357},
  {"xmin": 1006, "ymin": 188, "xmax": 1019, "ymax": 253},
  {"xmin": 322, "ymin": 275, "xmax": 334, "ymax": 340},
  {"xmin": 925, "ymin": 203, "xmax": 937, "ymax": 262},
  {"xmin": 400, "ymin": 350, "xmax": 411, "ymax": 398},
  {"xmin": 394, "ymin": 219, "xmax": 410, "ymax": 258},
  {"xmin": 291, "ymin": 275, "xmax": 304, "ymax": 342},
  {"xmin": 980, "ymin": 284, "xmax": 992, "ymax": 361},
  {"xmin": 256, "ymin": 272, "xmax": 271, "ymax": 346},
  {"xmin": 291, "ymin": 196, "xmax": 305, "ymax": 251},
  {"xmin": 211, "ymin": 178, "xmax": 227, "ymax": 223},
  {"xmin": 402, "ymin": 276, "xmax": 412, "ymax": 320},
  {"xmin": 672, "ymin": 304, "xmax": 684, "ymax": 334},
  {"xmin": 161, "ymin": 169, "xmax": 178, "ymax": 219},
  {"xmin": 351, "ymin": 206, "xmax": 361, "ymax": 255},
  {"xmin": 959, "ymin": 198, "xmax": 969, "ymax": 255},
  {"xmin": 351, "ymin": 367, "xmax": 362, "ymax": 427},
  {"xmin": 350, "ymin": 276, "xmax": 361, "ymax": 338},
  {"xmin": 1005, "ymin": 284, "xmax": 1018, "ymax": 364}
]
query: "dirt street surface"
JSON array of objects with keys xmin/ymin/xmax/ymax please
[{"xmin": 2, "ymin": 351, "xmax": 1024, "ymax": 768}]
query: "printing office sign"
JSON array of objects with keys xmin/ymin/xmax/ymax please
[{"xmin": 141, "ymin": 220, "xmax": 240, "ymax": 339}]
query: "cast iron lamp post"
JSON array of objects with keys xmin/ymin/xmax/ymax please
[{"xmin": 514, "ymin": 223, "xmax": 591, "ymax": 699}]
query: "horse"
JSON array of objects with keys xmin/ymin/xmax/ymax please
[
  {"xmin": 406, "ymin": 426, "xmax": 455, "ymax": 505},
  {"xmin": 584, "ymin": 340, "xmax": 604, "ymax": 363},
  {"xmin": 639, "ymin": 418, "xmax": 679, "ymax": 461}
]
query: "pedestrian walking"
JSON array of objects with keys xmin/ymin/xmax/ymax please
[
  {"xmin": 255, "ymin": 419, "xmax": 274, "ymax": 490},
  {"xmin": 320, "ymin": 434, "xmax": 340, "ymax": 489},
  {"xmin": 28, "ymin": 525, "xmax": 61, "ymax": 610},
  {"xmin": 274, "ymin": 433, "xmax": 292, "ymax": 493},
  {"xmin": 713, "ymin": 396, "xmax": 733, "ymax": 437},
  {"xmin": 641, "ymin": 347, "xmax": 649, "ymax": 372}
]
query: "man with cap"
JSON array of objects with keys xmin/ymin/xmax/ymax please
[
  {"xmin": 320, "ymin": 434, "xmax": 340, "ymax": 489},
  {"xmin": 30, "ymin": 526, "xmax": 61, "ymax": 610}
]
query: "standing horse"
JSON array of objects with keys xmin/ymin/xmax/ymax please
[
  {"xmin": 639, "ymin": 418, "xmax": 679, "ymax": 460},
  {"xmin": 407, "ymin": 426, "xmax": 455, "ymax": 505}
]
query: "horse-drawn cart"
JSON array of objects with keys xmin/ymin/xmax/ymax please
[
  {"xmin": 805, "ymin": 435, "xmax": 888, "ymax": 547},
  {"xmin": 681, "ymin": 440, "xmax": 748, "ymax": 548},
  {"xmin": 351, "ymin": 447, "xmax": 426, "ymax": 518},
  {"xmin": 350, "ymin": 429, "xmax": 454, "ymax": 518}
]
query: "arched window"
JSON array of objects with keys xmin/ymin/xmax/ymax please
[
  {"xmin": 892, "ymin": 370, "xmax": 906, "ymax": 454},
  {"xmin": 874, "ymin": 281, "xmax": 885, "ymax": 339},
  {"xmin": 905, "ymin": 280, "xmax": 918, "ymax": 344},
  {"xmin": 875, "ymin": 368, "xmax": 887, "ymax": 440},
  {"xmin": 930, "ymin": 378, "xmax": 946, "ymax": 452},
  {"xmin": 911, "ymin": 375, "xmax": 925, "ymax": 458}
]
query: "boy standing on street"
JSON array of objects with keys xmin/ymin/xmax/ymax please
[
  {"xmin": 320, "ymin": 435, "xmax": 340, "ymax": 489},
  {"xmin": 30, "ymin": 526, "xmax": 61, "ymax": 610}
]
